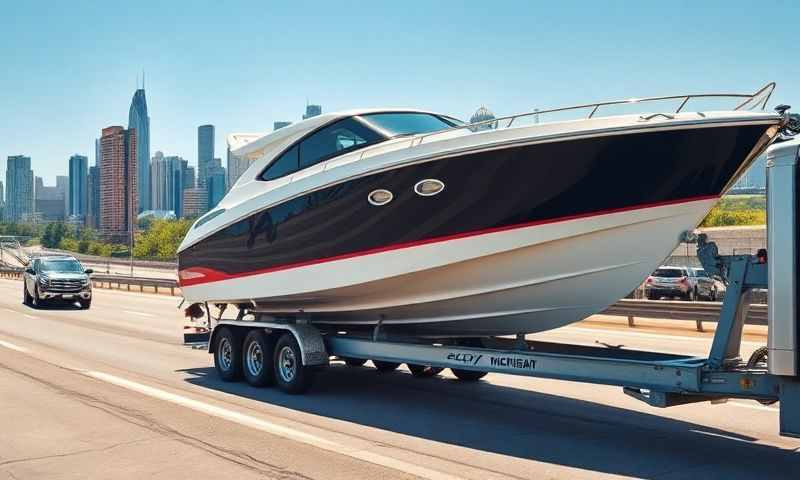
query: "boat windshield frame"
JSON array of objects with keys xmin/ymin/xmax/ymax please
[{"xmin": 258, "ymin": 111, "xmax": 458, "ymax": 182}]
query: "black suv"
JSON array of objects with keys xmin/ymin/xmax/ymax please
[{"xmin": 23, "ymin": 256, "xmax": 93, "ymax": 309}]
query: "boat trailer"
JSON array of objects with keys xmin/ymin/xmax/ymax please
[{"xmin": 186, "ymin": 137, "xmax": 800, "ymax": 438}]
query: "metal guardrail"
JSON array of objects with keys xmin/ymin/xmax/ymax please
[
  {"xmin": 602, "ymin": 298, "xmax": 767, "ymax": 332},
  {"xmin": 0, "ymin": 267, "xmax": 179, "ymax": 295},
  {"xmin": 0, "ymin": 267, "xmax": 769, "ymax": 328}
]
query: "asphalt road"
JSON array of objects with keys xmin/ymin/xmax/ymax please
[{"xmin": 0, "ymin": 278, "xmax": 797, "ymax": 479}]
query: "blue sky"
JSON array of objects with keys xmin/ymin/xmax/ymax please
[{"xmin": 1, "ymin": 1, "xmax": 798, "ymax": 184}]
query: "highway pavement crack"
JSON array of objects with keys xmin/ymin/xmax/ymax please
[
  {"xmin": 0, "ymin": 439, "xmax": 152, "ymax": 467},
  {"xmin": 0, "ymin": 362, "xmax": 313, "ymax": 480}
]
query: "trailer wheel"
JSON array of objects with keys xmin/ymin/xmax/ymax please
[
  {"xmin": 372, "ymin": 360, "xmax": 400, "ymax": 372},
  {"xmin": 273, "ymin": 333, "xmax": 314, "ymax": 394},
  {"xmin": 214, "ymin": 327, "xmax": 243, "ymax": 381},
  {"xmin": 242, "ymin": 330, "xmax": 275, "ymax": 387},
  {"xmin": 407, "ymin": 364, "xmax": 443, "ymax": 378},
  {"xmin": 746, "ymin": 347, "xmax": 778, "ymax": 405},
  {"xmin": 451, "ymin": 368, "xmax": 488, "ymax": 382},
  {"xmin": 342, "ymin": 357, "xmax": 367, "ymax": 367}
]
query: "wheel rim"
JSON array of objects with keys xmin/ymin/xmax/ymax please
[
  {"xmin": 246, "ymin": 340, "xmax": 263, "ymax": 376},
  {"xmin": 218, "ymin": 337, "xmax": 233, "ymax": 371},
  {"xmin": 278, "ymin": 346, "xmax": 296, "ymax": 382}
]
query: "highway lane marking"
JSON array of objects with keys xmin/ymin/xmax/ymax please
[
  {"xmin": 562, "ymin": 326, "xmax": 763, "ymax": 346},
  {"xmin": 85, "ymin": 370, "xmax": 462, "ymax": 480},
  {"xmin": 0, "ymin": 339, "xmax": 29, "ymax": 353},
  {"xmin": 122, "ymin": 310, "xmax": 156, "ymax": 318}
]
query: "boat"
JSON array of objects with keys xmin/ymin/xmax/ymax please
[{"xmin": 177, "ymin": 83, "xmax": 786, "ymax": 337}]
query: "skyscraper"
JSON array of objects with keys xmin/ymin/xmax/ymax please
[
  {"xmin": 182, "ymin": 187, "xmax": 207, "ymax": 218},
  {"xmin": 99, "ymin": 126, "xmax": 137, "ymax": 241},
  {"xmin": 183, "ymin": 165, "xmax": 196, "ymax": 190},
  {"xmin": 128, "ymin": 87, "xmax": 150, "ymax": 212},
  {"xmin": 5, "ymin": 155, "xmax": 34, "ymax": 222},
  {"xmin": 0, "ymin": 181, "xmax": 4, "ymax": 218},
  {"xmin": 68, "ymin": 154, "xmax": 88, "ymax": 218},
  {"xmin": 197, "ymin": 124, "xmax": 215, "ymax": 188},
  {"xmin": 207, "ymin": 165, "xmax": 226, "ymax": 210},
  {"xmin": 274, "ymin": 121, "xmax": 292, "ymax": 130},
  {"xmin": 34, "ymin": 177, "xmax": 66, "ymax": 222},
  {"xmin": 149, "ymin": 151, "xmax": 185, "ymax": 216},
  {"xmin": 303, "ymin": 104, "xmax": 322, "ymax": 119},
  {"xmin": 86, "ymin": 166, "xmax": 100, "ymax": 229}
]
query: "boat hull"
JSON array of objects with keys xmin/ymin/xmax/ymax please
[{"xmin": 178, "ymin": 120, "xmax": 777, "ymax": 336}]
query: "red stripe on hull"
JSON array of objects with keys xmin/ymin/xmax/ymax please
[{"xmin": 178, "ymin": 194, "xmax": 718, "ymax": 287}]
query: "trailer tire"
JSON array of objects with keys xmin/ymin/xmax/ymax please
[
  {"xmin": 273, "ymin": 333, "xmax": 314, "ymax": 394},
  {"xmin": 407, "ymin": 364, "xmax": 443, "ymax": 378},
  {"xmin": 372, "ymin": 360, "xmax": 400, "ymax": 372},
  {"xmin": 343, "ymin": 357, "xmax": 367, "ymax": 367},
  {"xmin": 451, "ymin": 368, "xmax": 488, "ymax": 382},
  {"xmin": 214, "ymin": 327, "xmax": 243, "ymax": 382},
  {"xmin": 242, "ymin": 330, "xmax": 275, "ymax": 387}
]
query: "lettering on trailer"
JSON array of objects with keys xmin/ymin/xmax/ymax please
[
  {"xmin": 446, "ymin": 352, "xmax": 483, "ymax": 365},
  {"xmin": 489, "ymin": 356, "xmax": 536, "ymax": 370}
]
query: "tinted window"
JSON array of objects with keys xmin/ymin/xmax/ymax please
[
  {"xmin": 653, "ymin": 268, "xmax": 684, "ymax": 278},
  {"xmin": 694, "ymin": 269, "xmax": 709, "ymax": 278},
  {"xmin": 359, "ymin": 113, "xmax": 454, "ymax": 136},
  {"xmin": 40, "ymin": 259, "xmax": 83, "ymax": 273},
  {"xmin": 298, "ymin": 117, "xmax": 382, "ymax": 169},
  {"xmin": 263, "ymin": 144, "xmax": 299, "ymax": 181}
]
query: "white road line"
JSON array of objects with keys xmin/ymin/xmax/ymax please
[
  {"xmin": 85, "ymin": 371, "xmax": 462, "ymax": 480},
  {"xmin": 122, "ymin": 310, "xmax": 155, "ymax": 318},
  {"xmin": 562, "ymin": 326, "xmax": 763, "ymax": 346},
  {"xmin": 0, "ymin": 339, "xmax": 29, "ymax": 353}
]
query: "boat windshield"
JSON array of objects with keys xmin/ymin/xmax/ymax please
[
  {"xmin": 357, "ymin": 113, "xmax": 456, "ymax": 137},
  {"xmin": 40, "ymin": 259, "xmax": 83, "ymax": 273}
]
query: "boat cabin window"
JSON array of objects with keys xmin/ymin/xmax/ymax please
[
  {"xmin": 261, "ymin": 118, "xmax": 382, "ymax": 181},
  {"xmin": 298, "ymin": 117, "xmax": 382, "ymax": 169},
  {"xmin": 358, "ymin": 113, "xmax": 457, "ymax": 136},
  {"xmin": 262, "ymin": 144, "xmax": 299, "ymax": 181},
  {"xmin": 259, "ymin": 113, "xmax": 459, "ymax": 182}
]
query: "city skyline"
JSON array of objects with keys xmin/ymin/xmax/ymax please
[{"xmin": 2, "ymin": 2, "xmax": 798, "ymax": 184}]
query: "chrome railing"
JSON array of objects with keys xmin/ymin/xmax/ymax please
[
  {"xmin": 350, "ymin": 82, "xmax": 776, "ymax": 163},
  {"xmin": 414, "ymin": 81, "xmax": 776, "ymax": 145}
]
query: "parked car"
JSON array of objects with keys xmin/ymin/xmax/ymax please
[
  {"xmin": 644, "ymin": 265, "xmax": 713, "ymax": 301},
  {"xmin": 689, "ymin": 267, "xmax": 723, "ymax": 301},
  {"xmin": 23, "ymin": 255, "xmax": 93, "ymax": 309}
]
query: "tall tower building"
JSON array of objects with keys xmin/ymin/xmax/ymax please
[
  {"xmin": 86, "ymin": 166, "xmax": 100, "ymax": 229},
  {"xmin": 149, "ymin": 151, "xmax": 185, "ymax": 216},
  {"xmin": 183, "ymin": 164, "xmax": 196, "ymax": 190},
  {"xmin": 207, "ymin": 165, "xmax": 226, "ymax": 210},
  {"xmin": 99, "ymin": 126, "xmax": 137, "ymax": 241},
  {"xmin": 274, "ymin": 121, "xmax": 292, "ymax": 130},
  {"xmin": 5, "ymin": 155, "xmax": 34, "ymax": 222},
  {"xmin": 68, "ymin": 154, "xmax": 88, "ymax": 218},
  {"xmin": 303, "ymin": 104, "xmax": 322, "ymax": 119},
  {"xmin": 197, "ymin": 124, "xmax": 215, "ymax": 188},
  {"xmin": 128, "ymin": 87, "xmax": 150, "ymax": 212}
]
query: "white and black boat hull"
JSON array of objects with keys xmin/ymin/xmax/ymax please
[{"xmin": 179, "ymin": 119, "xmax": 778, "ymax": 336}]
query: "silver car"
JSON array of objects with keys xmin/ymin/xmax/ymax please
[{"xmin": 23, "ymin": 256, "xmax": 93, "ymax": 309}]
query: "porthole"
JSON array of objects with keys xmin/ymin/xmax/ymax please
[
  {"xmin": 414, "ymin": 179, "xmax": 445, "ymax": 197},
  {"xmin": 368, "ymin": 189, "xmax": 393, "ymax": 206}
]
